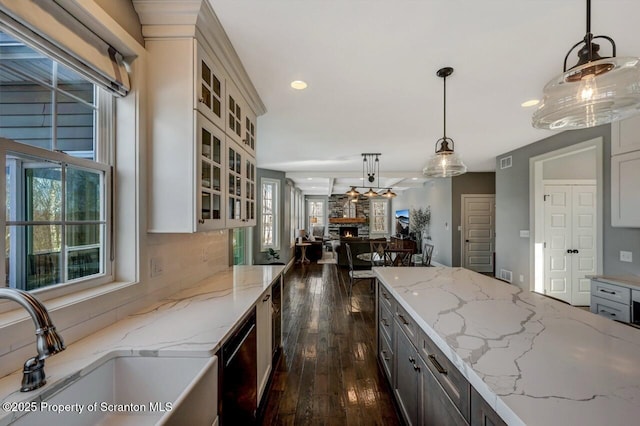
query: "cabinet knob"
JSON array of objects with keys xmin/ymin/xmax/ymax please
[{"xmin": 198, "ymin": 98, "xmax": 204, "ymax": 103}]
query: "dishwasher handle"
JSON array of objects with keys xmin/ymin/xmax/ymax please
[{"xmin": 224, "ymin": 323, "xmax": 256, "ymax": 368}]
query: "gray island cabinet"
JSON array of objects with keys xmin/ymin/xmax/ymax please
[{"xmin": 374, "ymin": 266, "xmax": 640, "ymax": 426}]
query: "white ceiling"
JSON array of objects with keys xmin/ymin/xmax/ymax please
[{"xmin": 210, "ymin": 0, "xmax": 640, "ymax": 195}]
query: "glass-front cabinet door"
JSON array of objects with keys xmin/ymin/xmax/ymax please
[
  {"xmin": 196, "ymin": 42, "xmax": 225, "ymax": 131},
  {"xmin": 244, "ymin": 108, "xmax": 256, "ymax": 156},
  {"xmin": 198, "ymin": 115, "xmax": 225, "ymax": 230},
  {"xmin": 226, "ymin": 140, "xmax": 256, "ymax": 227}
]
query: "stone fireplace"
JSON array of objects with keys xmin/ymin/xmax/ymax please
[{"xmin": 339, "ymin": 226, "xmax": 358, "ymax": 238}]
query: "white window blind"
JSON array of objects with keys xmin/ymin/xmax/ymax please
[{"xmin": 0, "ymin": 0, "xmax": 130, "ymax": 96}]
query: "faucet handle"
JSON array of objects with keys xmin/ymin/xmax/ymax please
[{"xmin": 21, "ymin": 356, "xmax": 46, "ymax": 392}]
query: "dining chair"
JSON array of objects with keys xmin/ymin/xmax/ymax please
[
  {"xmin": 421, "ymin": 242, "xmax": 434, "ymax": 266},
  {"xmin": 345, "ymin": 243, "xmax": 377, "ymax": 301},
  {"xmin": 369, "ymin": 238, "xmax": 388, "ymax": 267},
  {"xmin": 393, "ymin": 249, "xmax": 414, "ymax": 266}
]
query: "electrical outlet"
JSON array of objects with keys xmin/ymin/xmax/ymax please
[
  {"xmin": 620, "ymin": 251, "xmax": 633, "ymax": 263},
  {"xmin": 150, "ymin": 257, "xmax": 164, "ymax": 277},
  {"xmin": 519, "ymin": 274, "xmax": 524, "ymax": 283}
]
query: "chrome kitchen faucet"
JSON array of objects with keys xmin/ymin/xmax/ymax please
[{"xmin": 0, "ymin": 288, "xmax": 65, "ymax": 391}]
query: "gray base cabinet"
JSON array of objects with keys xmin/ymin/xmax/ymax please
[
  {"xmin": 421, "ymin": 355, "xmax": 467, "ymax": 426},
  {"xmin": 470, "ymin": 388, "xmax": 506, "ymax": 426},
  {"xmin": 377, "ymin": 282, "xmax": 506, "ymax": 426},
  {"xmin": 395, "ymin": 326, "xmax": 420, "ymax": 425}
]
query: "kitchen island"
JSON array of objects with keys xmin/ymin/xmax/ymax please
[
  {"xmin": 0, "ymin": 265, "xmax": 284, "ymax": 425},
  {"xmin": 374, "ymin": 266, "xmax": 640, "ymax": 426}
]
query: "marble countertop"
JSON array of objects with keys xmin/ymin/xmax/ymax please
[
  {"xmin": 374, "ymin": 266, "xmax": 640, "ymax": 426},
  {"xmin": 589, "ymin": 274, "xmax": 640, "ymax": 290},
  {"xmin": 0, "ymin": 264, "xmax": 284, "ymax": 425}
]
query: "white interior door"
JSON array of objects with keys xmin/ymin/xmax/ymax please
[
  {"xmin": 544, "ymin": 186, "xmax": 572, "ymax": 303},
  {"xmin": 462, "ymin": 195, "xmax": 495, "ymax": 273},
  {"xmin": 544, "ymin": 184, "xmax": 596, "ymax": 305},
  {"xmin": 571, "ymin": 186, "xmax": 597, "ymax": 305}
]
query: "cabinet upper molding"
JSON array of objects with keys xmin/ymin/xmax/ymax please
[{"xmin": 132, "ymin": 0, "xmax": 266, "ymax": 116}]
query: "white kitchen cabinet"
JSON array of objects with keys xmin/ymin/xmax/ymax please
[
  {"xmin": 611, "ymin": 150, "xmax": 640, "ymax": 227},
  {"xmin": 256, "ymin": 288, "xmax": 273, "ymax": 404},
  {"xmin": 611, "ymin": 114, "xmax": 640, "ymax": 156},
  {"xmin": 197, "ymin": 116, "xmax": 226, "ymax": 230},
  {"xmin": 196, "ymin": 42, "xmax": 225, "ymax": 131},
  {"xmin": 243, "ymin": 106, "xmax": 257, "ymax": 156},
  {"xmin": 227, "ymin": 140, "xmax": 256, "ymax": 227},
  {"xmin": 145, "ymin": 35, "xmax": 257, "ymax": 232},
  {"xmin": 226, "ymin": 80, "xmax": 244, "ymax": 145}
]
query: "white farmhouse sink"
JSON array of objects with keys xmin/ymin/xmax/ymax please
[{"xmin": 14, "ymin": 353, "xmax": 218, "ymax": 426}]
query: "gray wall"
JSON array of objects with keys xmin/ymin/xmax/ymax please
[
  {"xmin": 253, "ymin": 168, "xmax": 293, "ymax": 264},
  {"xmin": 451, "ymin": 172, "xmax": 495, "ymax": 267},
  {"xmin": 495, "ymin": 124, "xmax": 640, "ymax": 289},
  {"xmin": 393, "ymin": 178, "xmax": 452, "ymax": 266}
]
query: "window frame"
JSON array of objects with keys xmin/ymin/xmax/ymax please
[
  {"xmin": 260, "ymin": 177, "xmax": 280, "ymax": 251},
  {"xmin": 370, "ymin": 198, "xmax": 390, "ymax": 235},
  {"xmin": 1, "ymin": 138, "xmax": 113, "ymax": 295},
  {"xmin": 0, "ymin": 28, "xmax": 116, "ymax": 296}
]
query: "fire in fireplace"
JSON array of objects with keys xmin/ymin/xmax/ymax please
[{"xmin": 340, "ymin": 226, "xmax": 358, "ymax": 238}]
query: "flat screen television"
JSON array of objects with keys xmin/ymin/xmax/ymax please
[{"xmin": 395, "ymin": 209, "xmax": 409, "ymax": 237}]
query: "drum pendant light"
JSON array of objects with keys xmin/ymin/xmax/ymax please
[
  {"xmin": 532, "ymin": 0, "xmax": 640, "ymax": 130},
  {"xmin": 423, "ymin": 67, "xmax": 467, "ymax": 178}
]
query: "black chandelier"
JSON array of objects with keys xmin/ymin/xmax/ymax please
[{"xmin": 345, "ymin": 153, "xmax": 396, "ymax": 198}]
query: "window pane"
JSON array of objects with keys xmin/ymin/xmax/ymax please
[
  {"xmin": 66, "ymin": 224, "xmax": 101, "ymax": 280},
  {"xmin": 66, "ymin": 166, "xmax": 101, "ymax": 221},
  {"xmin": 57, "ymin": 92, "xmax": 95, "ymax": 158},
  {"xmin": 26, "ymin": 165, "xmax": 62, "ymax": 222},
  {"xmin": 57, "ymin": 65, "xmax": 94, "ymax": 104},
  {"xmin": 7, "ymin": 225, "xmax": 62, "ymax": 290}
]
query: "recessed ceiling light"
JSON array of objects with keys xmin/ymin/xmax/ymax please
[
  {"xmin": 307, "ymin": 177, "xmax": 313, "ymax": 180},
  {"xmin": 291, "ymin": 80, "xmax": 308, "ymax": 90},
  {"xmin": 521, "ymin": 99, "xmax": 540, "ymax": 107},
  {"xmin": 412, "ymin": 177, "xmax": 418, "ymax": 180}
]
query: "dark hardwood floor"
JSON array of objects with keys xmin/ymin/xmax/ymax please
[{"xmin": 260, "ymin": 263, "xmax": 401, "ymax": 426}]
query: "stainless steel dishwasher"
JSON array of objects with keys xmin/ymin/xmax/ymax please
[{"xmin": 220, "ymin": 308, "xmax": 257, "ymax": 425}]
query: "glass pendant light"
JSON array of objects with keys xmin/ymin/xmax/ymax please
[
  {"xmin": 423, "ymin": 67, "xmax": 467, "ymax": 178},
  {"xmin": 532, "ymin": 0, "xmax": 640, "ymax": 130}
]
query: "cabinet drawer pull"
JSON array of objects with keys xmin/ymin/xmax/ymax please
[
  {"xmin": 428, "ymin": 354, "xmax": 448, "ymax": 375},
  {"xmin": 398, "ymin": 313, "xmax": 410, "ymax": 326},
  {"xmin": 381, "ymin": 350, "xmax": 390, "ymax": 361},
  {"xmin": 413, "ymin": 363, "xmax": 421, "ymax": 372},
  {"xmin": 381, "ymin": 318, "xmax": 389, "ymax": 327},
  {"xmin": 262, "ymin": 294, "xmax": 271, "ymax": 302},
  {"xmin": 600, "ymin": 309, "xmax": 616, "ymax": 317},
  {"xmin": 382, "ymin": 292, "xmax": 390, "ymax": 300},
  {"xmin": 198, "ymin": 219, "xmax": 205, "ymax": 224},
  {"xmin": 599, "ymin": 289, "xmax": 616, "ymax": 295}
]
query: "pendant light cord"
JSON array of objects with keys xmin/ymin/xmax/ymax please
[{"xmin": 442, "ymin": 74, "xmax": 447, "ymax": 139}]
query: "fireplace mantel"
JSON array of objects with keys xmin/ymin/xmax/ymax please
[{"xmin": 329, "ymin": 218, "xmax": 367, "ymax": 224}]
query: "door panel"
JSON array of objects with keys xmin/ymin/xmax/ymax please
[
  {"xmin": 544, "ymin": 184, "xmax": 596, "ymax": 306},
  {"xmin": 462, "ymin": 195, "xmax": 495, "ymax": 273},
  {"xmin": 544, "ymin": 185, "xmax": 572, "ymax": 303},
  {"xmin": 571, "ymin": 186, "xmax": 596, "ymax": 305}
]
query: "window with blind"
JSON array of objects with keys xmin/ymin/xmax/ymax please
[{"xmin": 1, "ymin": 29, "xmax": 113, "ymax": 291}]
